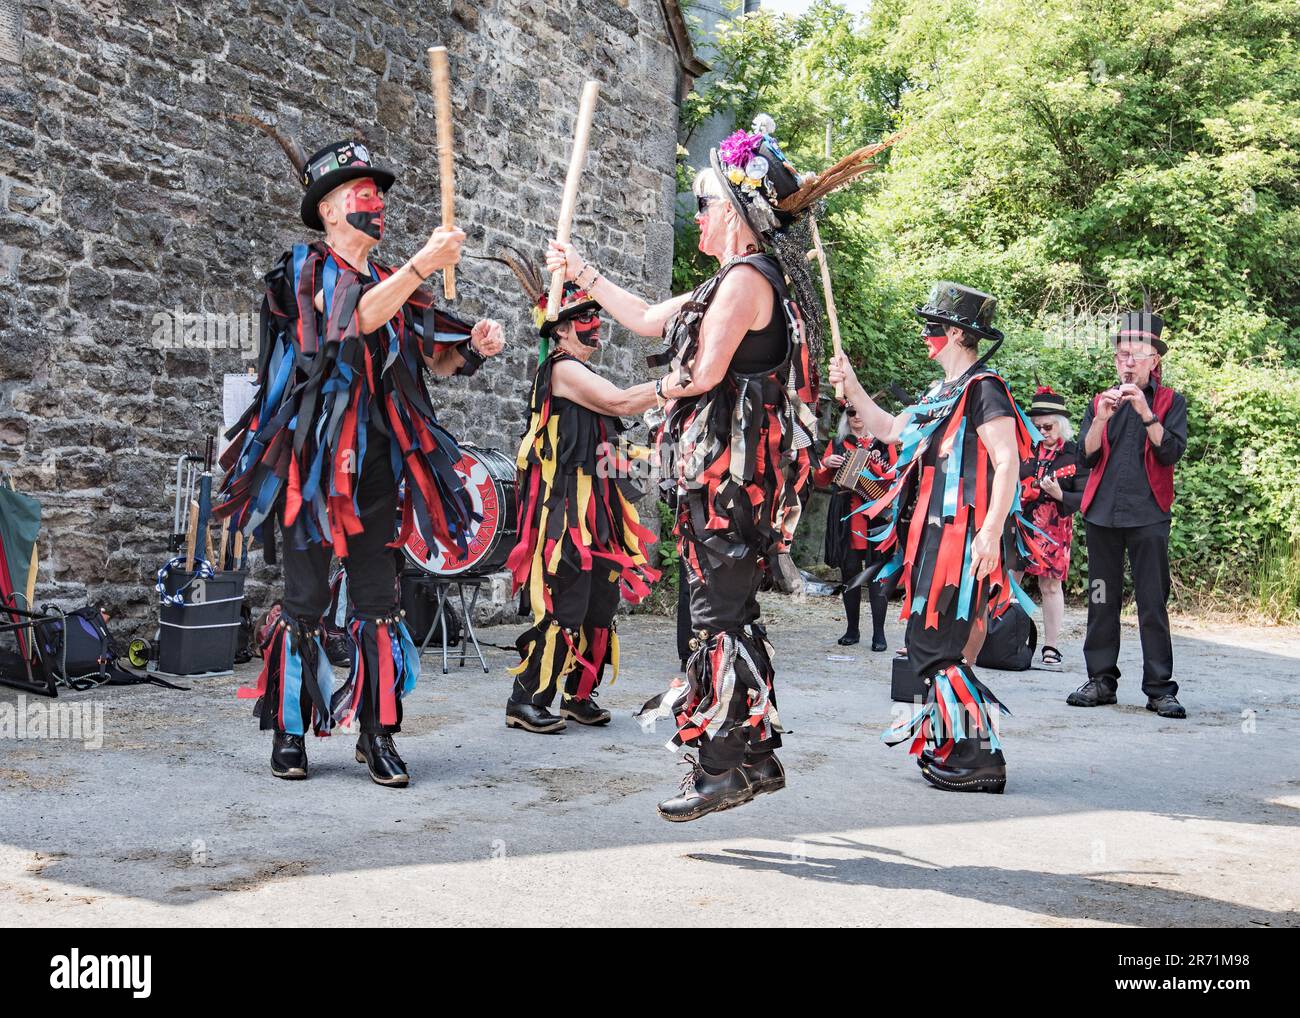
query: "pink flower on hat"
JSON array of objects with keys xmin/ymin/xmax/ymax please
[{"xmin": 718, "ymin": 130, "xmax": 763, "ymax": 168}]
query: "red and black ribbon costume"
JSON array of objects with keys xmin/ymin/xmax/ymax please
[{"xmin": 639, "ymin": 254, "xmax": 818, "ymax": 765}]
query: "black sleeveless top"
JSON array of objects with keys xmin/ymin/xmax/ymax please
[{"xmin": 728, "ymin": 258, "xmax": 786, "ymax": 374}]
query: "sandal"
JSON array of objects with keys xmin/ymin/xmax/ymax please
[{"xmin": 1041, "ymin": 646, "xmax": 1062, "ymax": 666}]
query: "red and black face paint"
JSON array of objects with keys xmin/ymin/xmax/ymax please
[
  {"xmin": 571, "ymin": 312, "xmax": 602, "ymax": 348},
  {"xmin": 922, "ymin": 321, "xmax": 948, "ymax": 359},
  {"xmin": 342, "ymin": 179, "xmax": 384, "ymax": 240}
]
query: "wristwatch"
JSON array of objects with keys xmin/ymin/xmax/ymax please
[{"xmin": 1143, "ymin": 416, "xmax": 1158, "ymax": 427}]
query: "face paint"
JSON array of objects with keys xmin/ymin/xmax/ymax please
[
  {"xmin": 573, "ymin": 315, "xmax": 602, "ymax": 349},
  {"xmin": 922, "ymin": 322, "xmax": 948, "ymax": 360},
  {"xmin": 342, "ymin": 179, "xmax": 384, "ymax": 240}
]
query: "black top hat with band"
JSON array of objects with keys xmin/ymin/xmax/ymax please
[
  {"xmin": 1028, "ymin": 385, "xmax": 1068, "ymax": 417},
  {"xmin": 915, "ymin": 281, "xmax": 1003, "ymax": 341},
  {"xmin": 1112, "ymin": 310, "xmax": 1167, "ymax": 355},
  {"xmin": 299, "ymin": 140, "xmax": 396, "ymax": 231}
]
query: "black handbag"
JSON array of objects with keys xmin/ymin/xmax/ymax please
[{"xmin": 975, "ymin": 602, "xmax": 1038, "ymax": 671}]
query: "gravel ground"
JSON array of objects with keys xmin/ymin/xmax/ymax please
[{"xmin": 1, "ymin": 594, "xmax": 1297, "ymax": 927}]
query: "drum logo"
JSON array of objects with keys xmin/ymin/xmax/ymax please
[{"xmin": 405, "ymin": 449, "xmax": 502, "ymax": 575}]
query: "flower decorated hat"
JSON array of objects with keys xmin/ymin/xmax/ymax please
[{"xmin": 709, "ymin": 114, "xmax": 904, "ymax": 241}]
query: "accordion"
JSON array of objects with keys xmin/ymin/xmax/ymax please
[{"xmin": 833, "ymin": 446, "xmax": 889, "ymax": 501}]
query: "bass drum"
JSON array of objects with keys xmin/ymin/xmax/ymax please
[{"xmin": 403, "ymin": 445, "xmax": 519, "ymax": 577}]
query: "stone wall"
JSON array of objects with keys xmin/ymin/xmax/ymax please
[{"xmin": 0, "ymin": 0, "xmax": 686, "ymax": 625}]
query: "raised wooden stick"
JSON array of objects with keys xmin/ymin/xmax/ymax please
[
  {"xmin": 428, "ymin": 46, "xmax": 456, "ymax": 301},
  {"xmin": 232, "ymin": 530, "xmax": 244, "ymax": 571},
  {"xmin": 547, "ymin": 80, "xmax": 600, "ymax": 320},
  {"xmin": 184, "ymin": 500, "xmax": 199, "ymax": 574},
  {"xmin": 216, "ymin": 519, "xmax": 229, "ymax": 574},
  {"xmin": 810, "ymin": 218, "xmax": 844, "ymax": 398}
]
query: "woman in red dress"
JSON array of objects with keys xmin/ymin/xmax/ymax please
[
  {"xmin": 1017, "ymin": 386, "xmax": 1088, "ymax": 666},
  {"xmin": 814, "ymin": 406, "xmax": 896, "ymax": 650}
]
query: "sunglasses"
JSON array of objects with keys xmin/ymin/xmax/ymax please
[
  {"xmin": 696, "ymin": 195, "xmax": 717, "ymax": 215},
  {"xmin": 571, "ymin": 312, "xmax": 600, "ymax": 325},
  {"xmin": 844, "ymin": 407, "xmax": 857, "ymax": 418}
]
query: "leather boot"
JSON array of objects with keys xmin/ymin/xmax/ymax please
[
  {"xmin": 559, "ymin": 695, "xmax": 611, "ymax": 726},
  {"xmin": 355, "ymin": 733, "xmax": 409, "ymax": 788},
  {"xmin": 657, "ymin": 755, "xmax": 754, "ymax": 822},
  {"xmin": 271, "ymin": 732, "xmax": 308, "ymax": 780},
  {"xmin": 919, "ymin": 739, "xmax": 1006, "ymax": 794},
  {"xmin": 505, "ymin": 700, "xmax": 566, "ymax": 734},
  {"xmin": 741, "ymin": 752, "xmax": 786, "ymax": 795}
]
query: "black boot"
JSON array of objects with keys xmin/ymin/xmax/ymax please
[
  {"xmin": 741, "ymin": 752, "xmax": 786, "ymax": 796},
  {"xmin": 559, "ymin": 695, "xmax": 611, "ymax": 726},
  {"xmin": 919, "ymin": 739, "xmax": 1006, "ymax": 794},
  {"xmin": 1067, "ymin": 677, "xmax": 1117, "ymax": 707},
  {"xmin": 871, "ymin": 633, "xmax": 888, "ymax": 652},
  {"xmin": 837, "ymin": 630, "xmax": 861, "ymax": 646},
  {"xmin": 505, "ymin": 700, "xmax": 566, "ymax": 734},
  {"xmin": 657, "ymin": 755, "xmax": 754, "ymax": 822},
  {"xmin": 355, "ymin": 733, "xmax": 409, "ymax": 788},
  {"xmin": 271, "ymin": 732, "xmax": 308, "ymax": 780},
  {"xmin": 324, "ymin": 632, "xmax": 352, "ymax": 668}
]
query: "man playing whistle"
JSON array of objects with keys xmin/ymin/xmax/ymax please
[
  {"xmin": 218, "ymin": 126, "xmax": 504, "ymax": 787},
  {"xmin": 1070, "ymin": 311, "xmax": 1188, "ymax": 719}
]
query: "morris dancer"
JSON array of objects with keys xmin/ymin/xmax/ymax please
[
  {"xmin": 488, "ymin": 250, "xmax": 660, "ymax": 734},
  {"xmin": 548, "ymin": 116, "xmax": 840, "ymax": 821},
  {"xmin": 830, "ymin": 283, "xmax": 1044, "ymax": 793},
  {"xmin": 218, "ymin": 125, "xmax": 504, "ymax": 786}
]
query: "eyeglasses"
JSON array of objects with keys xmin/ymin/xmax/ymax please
[
  {"xmin": 571, "ymin": 312, "xmax": 600, "ymax": 325},
  {"xmin": 1115, "ymin": 348, "xmax": 1157, "ymax": 363}
]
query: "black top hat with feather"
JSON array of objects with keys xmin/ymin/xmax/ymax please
[
  {"xmin": 479, "ymin": 247, "xmax": 601, "ymax": 339},
  {"xmin": 225, "ymin": 114, "xmax": 396, "ymax": 231}
]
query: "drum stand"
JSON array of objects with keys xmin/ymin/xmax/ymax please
[{"xmin": 413, "ymin": 575, "xmax": 489, "ymax": 675}]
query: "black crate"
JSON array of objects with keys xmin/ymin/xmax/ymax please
[
  {"xmin": 158, "ymin": 570, "xmax": 246, "ymax": 675},
  {"xmin": 890, "ymin": 652, "xmax": 928, "ymax": 704}
]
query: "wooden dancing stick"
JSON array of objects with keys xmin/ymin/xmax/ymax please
[
  {"xmin": 547, "ymin": 80, "xmax": 601, "ymax": 320},
  {"xmin": 232, "ymin": 530, "xmax": 244, "ymax": 571},
  {"xmin": 810, "ymin": 218, "xmax": 844, "ymax": 399},
  {"xmin": 428, "ymin": 46, "xmax": 457, "ymax": 301},
  {"xmin": 216, "ymin": 519, "xmax": 229, "ymax": 574},
  {"xmin": 184, "ymin": 500, "xmax": 199, "ymax": 574}
]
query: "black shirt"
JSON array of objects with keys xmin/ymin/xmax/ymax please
[
  {"xmin": 1079, "ymin": 380, "xmax": 1187, "ymax": 528},
  {"xmin": 917, "ymin": 374, "xmax": 1013, "ymax": 471}
]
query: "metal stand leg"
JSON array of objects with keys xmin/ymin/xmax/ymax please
[
  {"xmin": 418, "ymin": 580, "xmax": 445, "ymax": 654},
  {"xmin": 437, "ymin": 583, "xmax": 450, "ymax": 675},
  {"xmin": 458, "ymin": 582, "xmax": 488, "ymax": 672}
]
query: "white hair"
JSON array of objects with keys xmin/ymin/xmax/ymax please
[
  {"xmin": 692, "ymin": 166, "xmax": 728, "ymax": 199},
  {"xmin": 1037, "ymin": 413, "xmax": 1074, "ymax": 442}
]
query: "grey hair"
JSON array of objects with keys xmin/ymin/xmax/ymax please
[{"xmin": 1038, "ymin": 413, "xmax": 1074, "ymax": 442}]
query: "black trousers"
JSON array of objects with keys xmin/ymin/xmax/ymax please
[
  {"xmin": 841, "ymin": 548, "xmax": 887, "ymax": 639},
  {"xmin": 685, "ymin": 546, "xmax": 781, "ymax": 772},
  {"xmin": 1083, "ymin": 520, "xmax": 1177, "ymax": 698},
  {"xmin": 277, "ymin": 440, "xmax": 402, "ymax": 732}
]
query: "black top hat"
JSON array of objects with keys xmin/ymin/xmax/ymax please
[
  {"xmin": 1028, "ymin": 385, "xmax": 1068, "ymax": 417},
  {"xmin": 709, "ymin": 114, "xmax": 804, "ymax": 240},
  {"xmin": 299, "ymin": 140, "xmax": 396, "ymax": 231},
  {"xmin": 1112, "ymin": 310, "xmax": 1167, "ymax": 355},
  {"xmin": 915, "ymin": 281, "xmax": 1003, "ymax": 341}
]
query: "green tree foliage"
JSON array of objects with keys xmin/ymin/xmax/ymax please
[{"xmin": 675, "ymin": 0, "xmax": 1300, "ymax": 609}]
